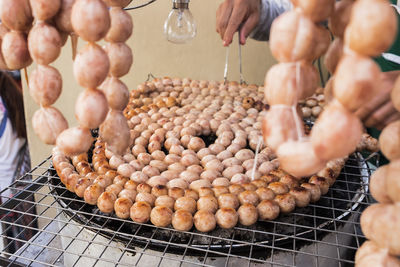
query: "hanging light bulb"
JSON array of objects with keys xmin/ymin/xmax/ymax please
[{"xmin": 164, "ymin": 0, "xmax": 197, "ymax": 44}]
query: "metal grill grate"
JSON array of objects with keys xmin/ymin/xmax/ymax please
[{"xmin": 0, "ymin": 153, "xmax": 377, "ymax": 267}]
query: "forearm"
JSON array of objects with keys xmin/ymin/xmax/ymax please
[{"xmin": 250, "ymin": 0, "xmax": 292, "ymax": 41}]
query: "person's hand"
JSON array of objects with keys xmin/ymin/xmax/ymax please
[
  {"xmin": 355, "ymin": 71, "xmax": 400, "ymax": 130},
  {"xmin": 216, "ymin": 0, "xmax": 261, "ymax": 46}
]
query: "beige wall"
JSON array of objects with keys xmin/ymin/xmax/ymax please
[{"xmin": 23, "ymin": 0, "xmax": 277, "ymax": 166}]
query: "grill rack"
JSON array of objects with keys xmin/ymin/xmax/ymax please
[{"xmin": 0, "ymin": 153, "xmax": 377, "ymax": 267}]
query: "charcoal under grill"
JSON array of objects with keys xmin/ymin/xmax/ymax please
[{"xmin": 0, "ymin": 152, "xmax": 377, "ymax": 267}]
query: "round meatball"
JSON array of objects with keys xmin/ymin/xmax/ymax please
[
  {"xmin": 205, "ymin": 159, "xmax": 224, "ymax": 172},
  {"xmin": 105, "ymin": 184, "xmax": 123, "ymax": 196},
  {"xmin": 150, "ymin": 160, "xmax": 168, "ymax": 172},
  {"xmin": 118, "ymin": 189, "xmax": 137, "ymax": 201},
  {"xmin": 187, "ymin": 137, "xmax": 206, "ymax": 152},
  {"xmin": 218, "ymin": 193, "xmax": 239, "ymax": 209},
  {"xmin": 215, "ymin": 208, "xmax": 238, "ymax": 229},
  {"xmin": 198, "ymin": 148, "xmax": 213, "ymax": 159},
  {"xmin": 75, "ymin": 178, "xmax": 93, "ymax": 198},
  {"xmin": 289, "ymin": 187, "xmax": 311, "ymax": 207},
  {"xmin": 242, "ymin": 183, "xmax": 257, "ymax": 191},
  {"xmin": 194, "ymin": 210, "xmax": 216, "ymax": 232},
  {"xmin": 114, "ymin": 197, "xmax": 133, "ymax": 219},
  {"xmin": 260, "ymin": 174, "xmax": 280, "ymax": 184},
  {"xmin": 222, "ymin": 157, "xmax": 241, "ymax": 168},
  {"xmin": 136, "ymin": 192, "xmax": 156, "ymax": 206},
  {"xmin": 238, "ymin": 190, "xmax": 260, "ymax": 206},
  {"xmin": 155, "ymin": 195, "xmax": 175, "ymax": 210},
  {"xmin": 172, "ymin": 209, "xmax": 193, "ymax": 231},
  {"xmin": 130, "ymin": 171, "xmax": 149, "ymax": 183},
  {"xmin": 309, "ymin": 176, "xmax": 330, "ymax": 195},
  {"xmin": 84, "ymin": 184, "xmax": 104, "ymax": 205},
  {"xmin": 147, "ymin": 176, "xmax": 168, "ymax": 188},
  {"xmin": 268, "ymin": 182, "xmax": 289, "ymax": 195},
  {"xmin": 212, "ymin": 186, "xmax": 229, "ymax": 197},
  {"xmin": 235, "ymin": 149, "xmax": 255, "ymax": 162},
  {"xmin": 231, "ymin": 173, "xmax": 250, "ymax": 184},
  {"xmin": 97, "ymin": 191, "xmax": 117, "ymax": 213},
  {"xmin": 301, "ymin": 183, "xmax": 321, "ymax": 203},
  {"xmin": 200, "ymin": 170, "xmax": 220, "ymax": 182},
  {"xmin": 168, "ymin": 187, "xmax": 185, "ymax": 199},
  {"xmin": 212, "ymin": 177, "xmax": 230, "ymax": 187},
  {"xmin": 136, "ymin": 183, "xmax": 152, "ymax": 193},
  {"xmin": 151, "ymin": 185, "xmax": 168, "ymax": 197},
  {"xmin": 229, "ymin": 184, "xmax": 245, "ymax": 196},
  {"xmin": 198, "ymin": 187, "xmax": 215, "ymax": 197},
  {"xmin": 161, "ymin": 170, "xmax": 179, "ymax": 181},
  {"xmin": 168, "ymin": 178, "xmax": 189, "ymax": 189},
  {"xmin": 256, "ymin": 187, "xmax": 275, "ymax": 201},
  {"xmin": 130, "ymin": 201, "xmax": 152, "ymax": 223},
  {"xmin": 142, "ymin": 165, "xmax": 160, "ymax": 177},
  {"xmin": 269, "ymin": 169, "xmax": 286, "ymax": 178},
  {"xmin": 168, "ymin": 162, "xmax": 186, "ymax": 173},
  {"xmin": 150, "ymin": 206, "xmax": 173, "ymax": 227},
  {"xmin": 252, "ymin": 179, "xmax": 267, "ymax": 188},
  {"xmin": 113, "ymin": 175, "xmax": 129, "ymax": 187},
  {"xmin": 257, "ymin": 200, "xmax": 280, "ymax": 220},
  {"xmin": 184, "ymin": 189, "xmax": 199, "ymax": 200},
  {"xmin": 279, "ymin": 175, "xmax": 299, "ymax": 188},
  {"xmin": 238, "ymin": 204, "xmax": 258, "ymax": 226},
  {"xmin": 197, "ymin": 196, "xmax": 218, "ymax": 213},
  {"xmin": 180, "ymin": 170, "xmax": 200, "ymax": 183},
  {"xmin": 124, "ymin": 180, "xmax": 138, "ymax": 190},
  {"xmin": 93, "ymin": 175, "xmax": 113, "ymax": 188},
  {"xmin": 222, "ymin": 165, "xmax": 244, "ymax": 180},
  {"xmin": 174, "ymin": 197, "xmax": 197, "ymax": 214},
  {"xmin": 274, "ymin": 193, "xmax": 296, "ymax": 213}
]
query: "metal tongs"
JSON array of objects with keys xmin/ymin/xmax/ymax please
[{"xmin": 223, "ymin": 29, "xmax": 246, "ymax": 85}]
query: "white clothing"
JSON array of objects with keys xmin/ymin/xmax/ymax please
[
  {"xmin": 250, "ymin": 0, "xmax": 292, "ymax": 41},
  {"xmin": 0, "ymin": 97, "xmax": 25, "ymax": 202}
]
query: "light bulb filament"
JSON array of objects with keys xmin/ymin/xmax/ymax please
[{"xmin": 178, "ymin": 10, "xmax": 183, "ymax": 28}]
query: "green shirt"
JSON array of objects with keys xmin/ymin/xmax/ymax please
[
  {"xmin": 374, "ymin": 0, "xmax": 400, "ymax": 71},
  {"xmin": 369, "ymin": 0, "xmax": 399, "ymax": 165}
]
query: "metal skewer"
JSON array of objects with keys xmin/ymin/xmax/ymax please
[
  {"xmin": 223, "ymin": 46, "xmax": 229, "ymax": 84},
  {"xmin": 223, "ymin": 29, "xmax": 246, "ymax": 84},
  {"xmin": 238, "ymin": 29, "xmax": 245, "ymax": 85}
]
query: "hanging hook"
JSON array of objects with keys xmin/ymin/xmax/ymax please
[{"xmin": 146, "ymin": 73, "xmax": 157, "ymax": 82}]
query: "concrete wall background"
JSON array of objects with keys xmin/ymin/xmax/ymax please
[{"xmin": 22, "ymin": 0, "xmax": 277, "ymax": 166}]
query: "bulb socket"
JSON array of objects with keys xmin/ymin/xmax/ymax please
[{"xmin": 173, "ymin": 0, "xmax": 189, "ymax": 9}]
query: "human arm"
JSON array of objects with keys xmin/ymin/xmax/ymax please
[
  {"xmin": 216, "ymin": 0, "xmax": 291, "ymax": 46},
  {"xmin": 250, "ymin": 0, "xmax": 292, "ymax": 42}
]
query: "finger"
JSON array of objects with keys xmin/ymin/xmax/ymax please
[
  {"xmin": 364, "ymin": 102, "xmax": 396, "ymax": 128},
  {"xmin": 355, "ymin": 72, "xmax": 393, "ymax": 120},
  {"xmin": 216, "ymin": 5, "xmax": 221, "ymax": 33},
  {"xmin": 364, "ymin": 102, "xmax": 397, "ymax": 128},
  {"xmin": 216, "ymin": 1, "xmax": 233, "ymax": 41},
  {"xmin": 216, "ymin": 5, "xmax": 224, "ymax": 37},
  {"xmin": 223, "ymin": 5, "xmax": 247, "ymax": 46},
  {"xmin": 377, "ymin": 112, "xmax": 400, "ymax": 130},
  {"xmin": 239, "ymin": 13, "xmax": 259, "ymax": 45},
  {"xmin": 355, "ymin": 91, "xmax": 391, "ymax": 121},
  {"xmin": 216, "ymin": 5, "xmax": 224, "ymax": 35}
]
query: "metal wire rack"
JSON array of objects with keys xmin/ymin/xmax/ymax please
[{"xmin": 0, "ymin": 152, "xmax": 377, "ymax": 267}]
